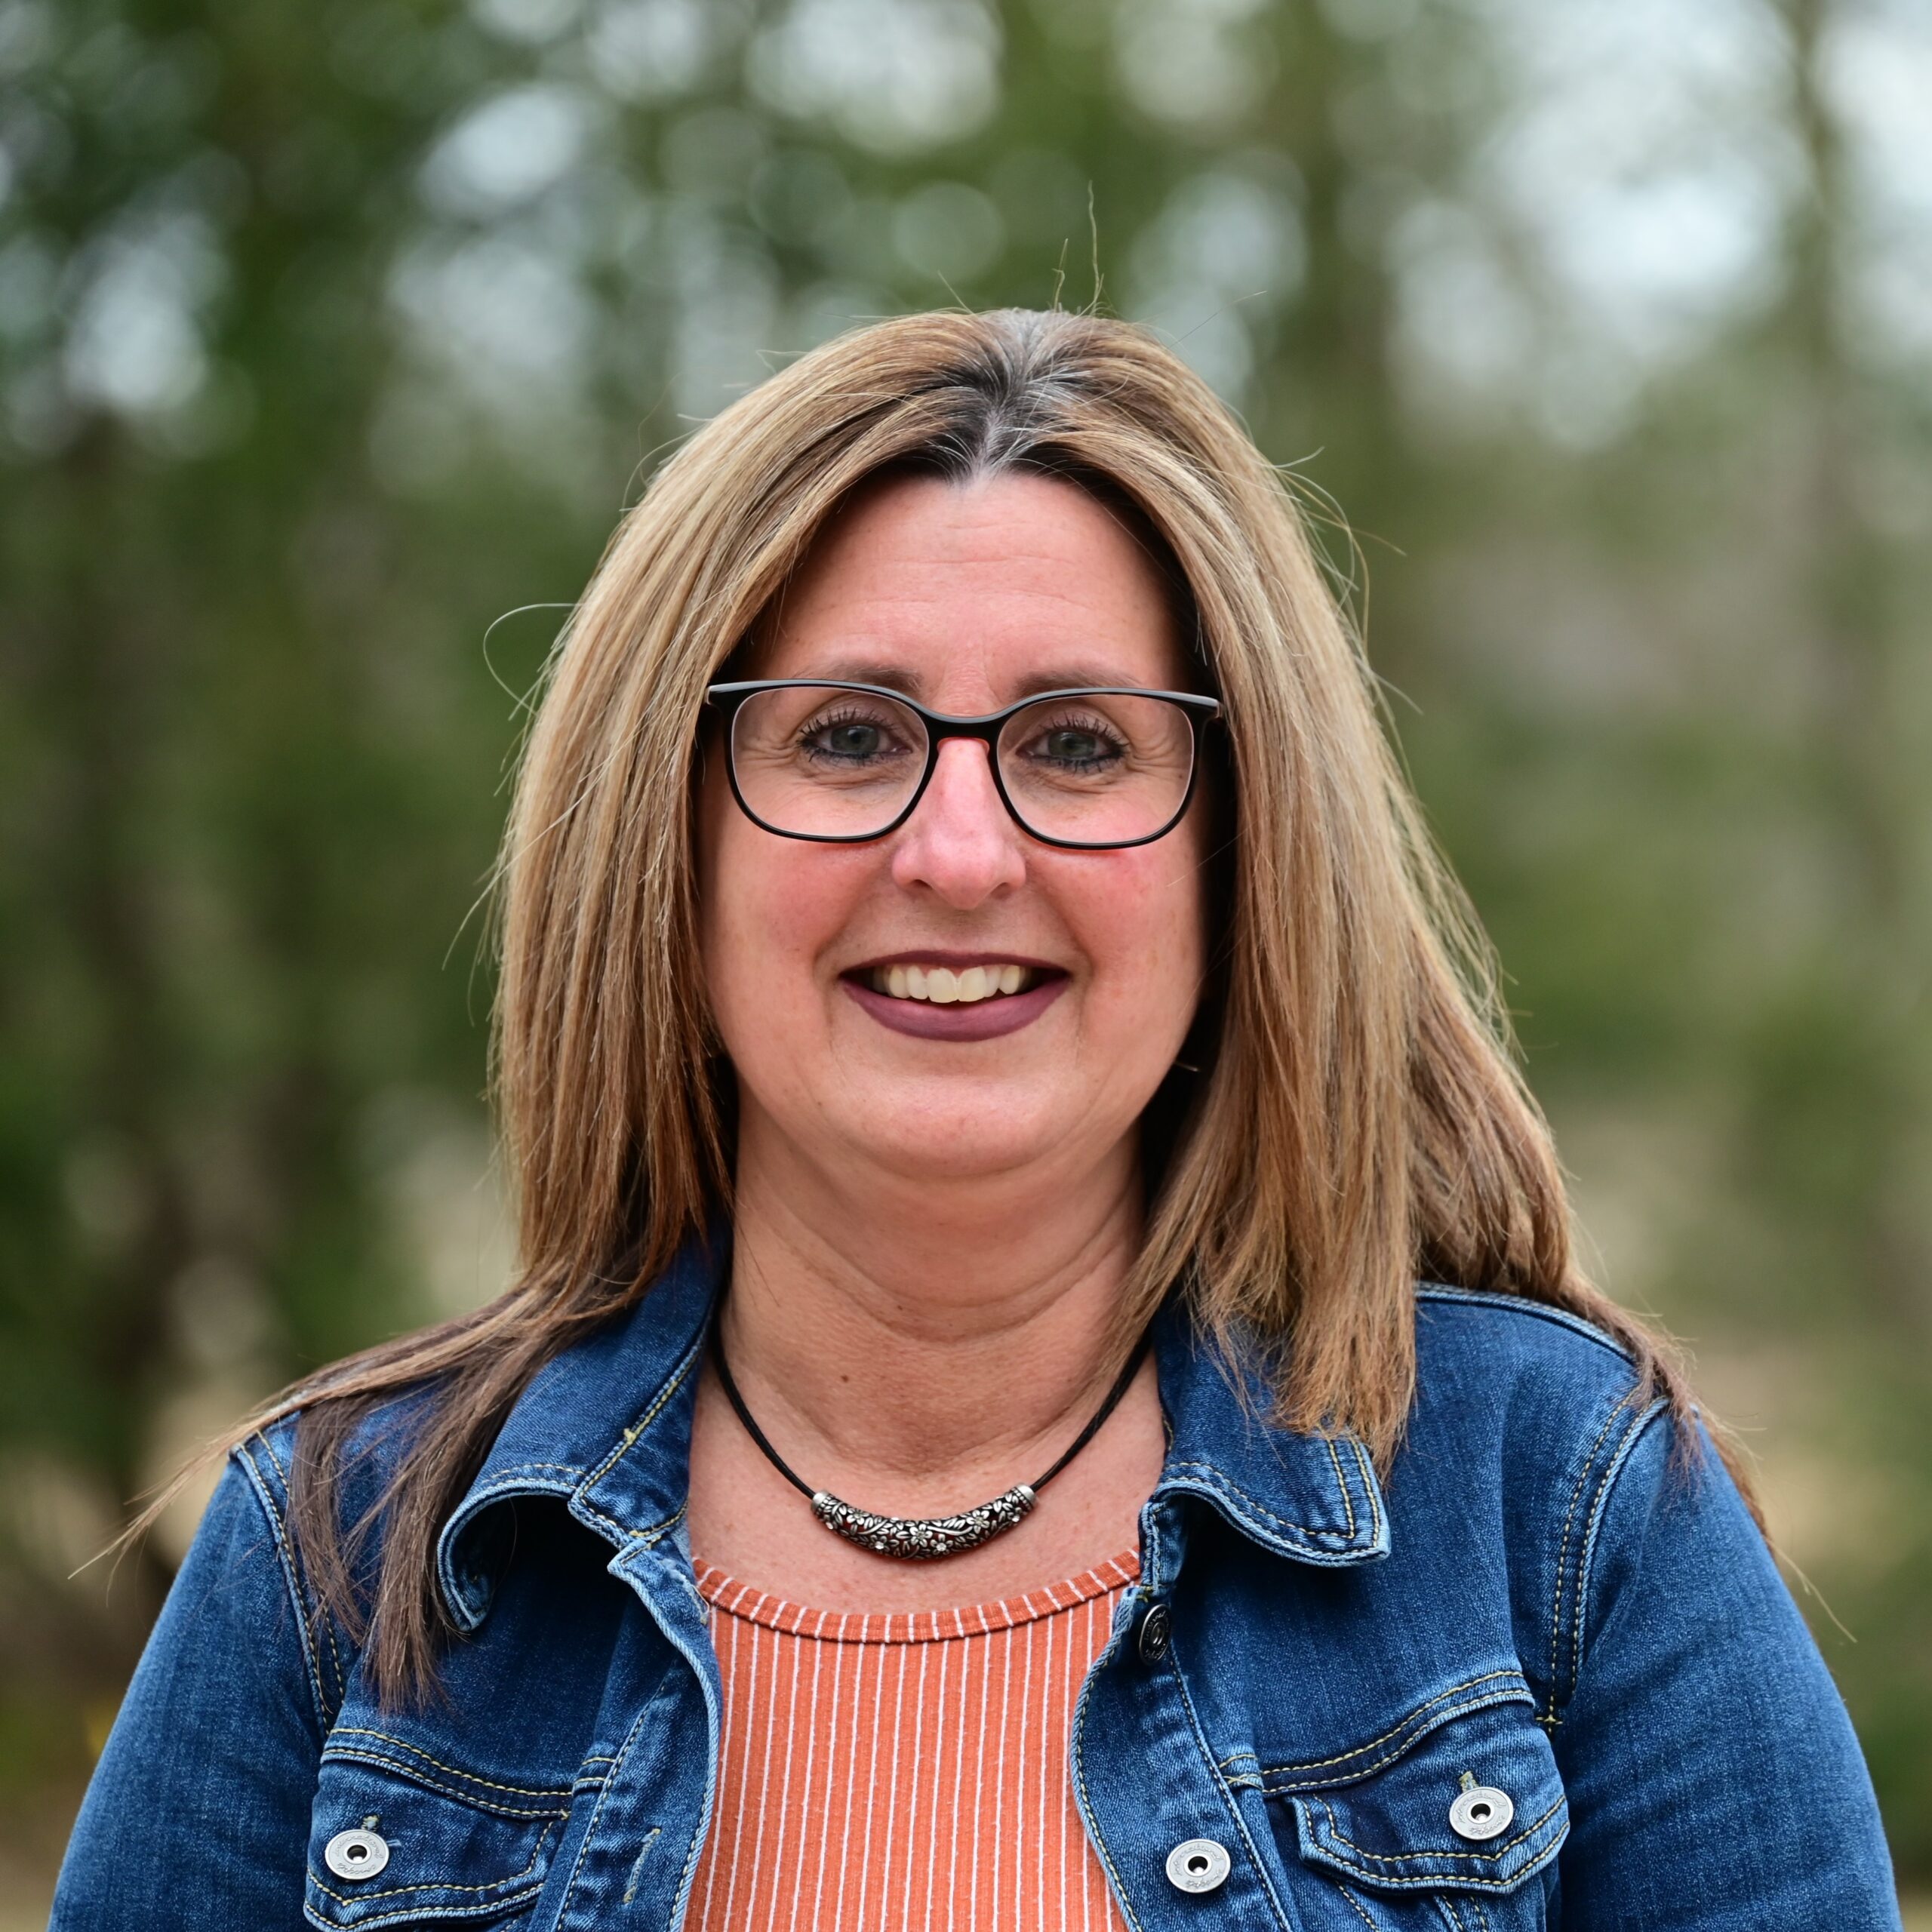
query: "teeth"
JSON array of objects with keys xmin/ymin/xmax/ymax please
[{"xmin": 866, "ymin": 963, "xmax": 1039, "ymax": 1005}]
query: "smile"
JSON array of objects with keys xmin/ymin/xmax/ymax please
[
  {"xmin": 865, "ymin": 963, "xmax": 1039, "ymax": 1005},
  {"xmin": 840, "ymin": 957, "xmax": 1069, "ymax": 1041}
]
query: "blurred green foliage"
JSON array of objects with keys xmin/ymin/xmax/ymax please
[{"xmin": 2, "ymin": 0, "xmax": 1927, "ymax": 1903}]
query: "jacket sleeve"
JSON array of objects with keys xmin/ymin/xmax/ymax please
[
  {"xmin": 1550, "ymin": 1407, "xmax": 1901, "ymax": 1930},
  {"xmin": 51, "ymin": 1435, "xmax": 331, "ymax": 1930}
]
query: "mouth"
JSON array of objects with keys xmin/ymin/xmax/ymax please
[
  {"xmin": 860, "ymin": 961, "xmax": 1046, "ymax": 1006},
  {"xmin": 838, "ymin": 954, "xmax": 1069, "ymax": 1041}
]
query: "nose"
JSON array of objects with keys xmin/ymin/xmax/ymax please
[{"xmin": 888, "ymin": 739, "xmax": 1027, "ymax": 908}]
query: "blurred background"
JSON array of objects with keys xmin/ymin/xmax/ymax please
[{"xmin": 2, "ymin": 0, "xmax": 1927, "ymax": 1916}]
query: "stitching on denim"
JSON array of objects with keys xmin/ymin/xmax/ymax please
[
  {"xmin": 1292, "ymin": 1827, "xmax": 1567, "ymax": 1896},
  {"xmin": 1301, "ymin": 1844, "xmax": 1564, "ymax": 1895},
  {"xmin": 580, "ymin": 1336, "xmax": 703, "ymax": 1494},
  {"xmin": 1413, "ymin": 1285, "xmax": 1638, "ymax": 1366},
  {"xmin": 255, "ymin": 1426, "xmax": 292, "ymax": 1493},
  {"xmin": 574, "ymin": 1496, "xmax": 632, "ymax": 1541},
  {"xmin": 1250, "ymin": 1698, "xmax": 1531, "ymax": 1792},
  {"xmin": 1161, "ymin": 1626, "xmax": 1297, "ymax": 1930},
  {"xmin": 572, "ymin": 1497, "xmax": 690, "ymax": 1557},
  {"xmin": 624, "ymin": 1826, "xmax": 662, "ymax": 1905},
  {"xmin": 301, "ymin": 1894, "xmax": 548, "ymax": 1931},
  {"xmin": 1160, "ymin": 1462, "xmax": 1366, "ymax": 1544},
  {"xmin": 1232, "ymin": 1671, "xmax": 1523, "ymax": 1772},
  {"xmin": 1337, "ymin": 1882, "xmax": 1383, "ymax": 1929},
  {"xmin": 1163, "ymin": 1460, "xmax": 1361, "ymax": 1540},
  {"xmin": 1223, "ymin": 1671, "xmax": 1524, "ymax": 1780},
  {"xmin": 318, "ymin": 1600, "xmax": 346, "ymax": 1716},
  {"xmin": 1544, "ymin": 1397, "xmax": 1629, "ymax": 1723},
  {"xmin": 479, "ymin": 1459, "xmax": 586, "ymax": 1479},
  {"xmin": 1434, "ymin": 1897, "xmax": 1466, "ymax": 1932},
  {"xmin": 635, "ymin": 1500, "xmax": 689, "ymax": 1549},
  {"xmin": 449, "ymin": 1475, "xmax": 575, "ymax": 1521},
  {"xmin": 1324, "ymin": 1437, "xmax": 1358, "ymax": 1540},
  {"xmin": 1311, "ymin": 1790, "xmax": 1564, "ymax": 1866},
  {"xmin": 552, "ymin": 1669, "xmax": 678, "ymax": 1924},
  {"xmin": 1349, "ymin": 1436, "xmax": 1384, "ymax": 1547},
  {"xmin": 242, "ymin": 1432, "xmax": 331, "ymax": 1710},
  {"xmin": 325, "ymin": 1729, "xmax": 574, "ymax": 1799},
  {"xmin": 1070, "ymin": 1586, "xmax": 1148, "ymax": 1932},
  {"xmin": 667, "ymin": 1727, "xmax": 712, "ymax": 1927},
  {"xmin": 1472, "ymin": 1897, "xmax": 1494, "ymax": 1931},
  {"xmin": 1570, "ymin": 1398, "xmax": 1668, "ymax": 1700},
  {"xmin": 321, "ymin": 1746, "xmax": 571, "ymax": 1820},
  {"xmin": 306, "ymin": 1818, "xmax": 554, "ymax": 1903},
  {"xmin": 255, "ymin": 1429, "xmax": 352, "ymax": 1718},
  {"xmin": 234, "ymin": 1440, "xmax": 331, "ymax": 1730},
  {"xmin": 1557, "ymin": 1412, "xmax": 1632, "ymax": 1712}
]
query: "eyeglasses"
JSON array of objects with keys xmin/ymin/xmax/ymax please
[{"xmin": 705, "ymin": 680, "xmax": 1221, "ymax": 851}]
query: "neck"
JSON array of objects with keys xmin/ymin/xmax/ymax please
[{"xmin": 719, "ymin": 1113, "xmax": 1146, "ymax": 1509}]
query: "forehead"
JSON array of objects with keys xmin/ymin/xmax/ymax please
[{"xmin": 747, "ymin": 469, "xmax": 1196, "ymax": 700}]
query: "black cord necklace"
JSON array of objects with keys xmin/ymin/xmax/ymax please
[{"xmin": 709, "ymin": 1315, "xmax": 1152, "ymax": 1560}]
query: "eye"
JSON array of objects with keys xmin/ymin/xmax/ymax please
[
  {"xmin": 1021, "ymin": 711, "xmax": 1128, "ymax": 771},
  {"xmin": 1041, "ymin": 726, "xmax": 1112, "ymax": 764},
  {"xmin": 815, "ymin": 720, "xmax": 883, "ymax": 758},
  {"xmin": 796, "ymin": 703, "xmax": 913, "ymax": 765}
]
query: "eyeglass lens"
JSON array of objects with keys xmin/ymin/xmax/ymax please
[{"xmin": 727, "ymin": 685, "xmax": 1199, "ymax": 845}]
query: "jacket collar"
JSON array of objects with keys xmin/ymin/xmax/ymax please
[
  {"xmin": 1146, "ymin": 1297, "xmax": 1387, "ymax": 1567},
  {"xmin": 437, "ymin": 1232, "xmax": 1387, "ymax": 1629}
]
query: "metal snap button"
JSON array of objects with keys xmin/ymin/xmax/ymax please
[
  {"xmin": 1164, "ymin": 1837, "xmax": 1231, "ymax": 1894},
  {"xmin": 324, "ymin": 1826, "xmax": 391, "ymax": 1881},
  {"xmin": 1137, "ymin": 1602, "xmax": 1173, "ymax": 1664},
  {"xmin": 1448, "ymin": 1774, "xmax": 1514, "ymax": 1841}
]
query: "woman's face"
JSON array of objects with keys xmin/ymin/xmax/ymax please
[{"xmin": 697, "ymin": 470, "xmax": 1212, "ymax": 1194}]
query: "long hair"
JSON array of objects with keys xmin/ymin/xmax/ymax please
[{"xmin": 133, "ymin": 307, "xmax": 1740, "ymax": 1705}]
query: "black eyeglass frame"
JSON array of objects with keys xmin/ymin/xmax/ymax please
[{"xmin": 704, "ymin": 678, "xmax": 1223, "ymax": 851}]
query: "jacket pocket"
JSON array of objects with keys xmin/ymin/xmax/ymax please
[
  {"xmin": 1254, "ymin": 1683, "xmax": 1566, "ymax": 1930},
  {"xmin": 303, "ymin": 1737, "xmax": 574, "ymax": 1930}
]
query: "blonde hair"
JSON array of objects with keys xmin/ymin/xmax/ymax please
[{"xmin": 149, "ymin": 308, "xmax": 1727, "ymax": 1703}]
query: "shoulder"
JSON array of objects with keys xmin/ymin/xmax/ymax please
[
  {"xmin": 1408, "ymin": 1281, "xmax": 1664, "ymax": 1466},
  {"xmin": 1413, "ymin": 1279, "xmax": 1645, "ymax": 1380},
  {"xmin": 229, "ymin": 1381, "xmax": 442, "ymax": 1524},
  {"xmin": 1399, "ymin": 1283, "xmax": 1716, "ymax": 1720},
  {"xmin": 1404, "ymin": 1281, "xmax": 1673, "ymax": 1521},
  {"xmin": 214, "ymin": 1383, "xmax": 444, "ymax": 1721}
]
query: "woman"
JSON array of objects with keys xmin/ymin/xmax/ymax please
[{"xmin": 54, "ymin": 309, "xmax": 1897, "ymax": 1930}]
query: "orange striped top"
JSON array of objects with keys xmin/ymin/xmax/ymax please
[{"xmin": 687, "ymin": 1549, "xmax": 1140, "ymax": 1932}]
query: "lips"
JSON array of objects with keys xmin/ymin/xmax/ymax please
[{"xmin": 839, "ymin": 955, "xmax": 1069, "ymax": 1041}]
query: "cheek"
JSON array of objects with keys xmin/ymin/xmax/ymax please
[
  {"xmin": 698, "ymin": 761, "xmax": 785, "ymax": 1038},
  {"xmin": 1061, "ymin": 837, "xmax": 1210, "ymax": 1024},
  {"xmin": 698, "ymin": 766, "xmax": 863, "ymax": 1029}
]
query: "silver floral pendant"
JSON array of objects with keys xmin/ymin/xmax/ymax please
[{"xmin": 811, "ymin": 1484, "xmax": 1037, "ymax": 1559}]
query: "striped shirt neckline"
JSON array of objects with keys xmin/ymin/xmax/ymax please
[{"xmin": 691, "ymin": 1549, "xmax": 1143, "ymax": 1647}]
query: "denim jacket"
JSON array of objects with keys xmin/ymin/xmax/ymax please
[{"xmin": 54, "ymin": 1236, "xmax": 1900, "ymax": 1930}]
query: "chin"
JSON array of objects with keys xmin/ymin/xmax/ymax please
[{"xmin": 842, "ymin": 1099, "xmax": 1079, "ymax": 1185}]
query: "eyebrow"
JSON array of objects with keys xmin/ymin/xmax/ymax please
[{"xmin": 796, "ymin": 653, "xmax": 1174, "ymax": 703}]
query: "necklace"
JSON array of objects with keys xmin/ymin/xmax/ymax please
[{"xmin": 709, "ymin": 1316, "xmax": 1152, "ymax": 1560}]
